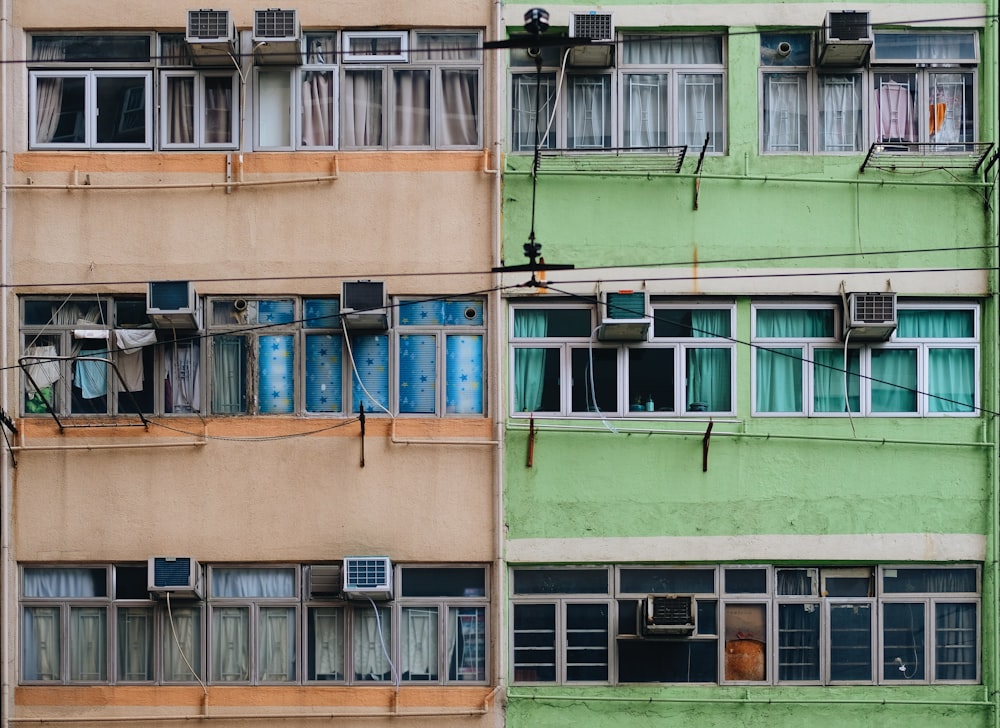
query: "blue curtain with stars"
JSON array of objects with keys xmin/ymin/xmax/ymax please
[
  {"xmin": 351, "ymin": 334, "xmax": 389, "ymax": 413},
  {"xmin": 258, "ymin": 335, "xmax": 294, "ymax": 413},
  {"xmin": 305, "ymin": 334, "xmax": 343, "ymax": 412}
]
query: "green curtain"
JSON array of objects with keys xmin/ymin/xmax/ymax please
[
  {"xmin": 755, "ymin": 310, "xmax": 832, "ymax": 413},
  {"xmin": 814, "ymin": 348, "xmax": 860, "ymax": 413},
  {"xmin": 513, "ymin": 311, "xmax": 548, "ymax": 412},
  {"xmin": 871, "ymin": 348, "xmax": 917, "ymax": 412},
  {"xmin": 686, "ymin": 310, "xmax": 731, "ymax": 411},
  {"xmin": 898, "ymin": 310, "xmax": 974, "ymax": 413}
]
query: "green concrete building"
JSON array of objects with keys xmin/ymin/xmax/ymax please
[{"xmin": 496, "ymin": 1, "xmax": 999, "ymax": 725}]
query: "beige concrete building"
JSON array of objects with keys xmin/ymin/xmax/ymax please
[{"xmin": 0, "ymin": 1, "xmax": 502, "ymax": 725}]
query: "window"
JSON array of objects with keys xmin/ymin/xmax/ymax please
[
  {"xmin": 510, "ymin": 302, "xmax": 734, "ymax": 416},
  {"xmin": 160, "ymin": 36, "xmax": 238, "ymax": 149},
  {"xmin": 752, "ymin": 302, "xmax": 977, "ymax": 416},
  {"xmin": 29, "ymin": 35, "xmax": 153, "ymax": 149},
  {"xmin": 21, "ymin": 565, "xmax": 202, "ymax": 684},
  {"xmin": 509, "ymin": 564, "xmax": 980, "ymax": 686},
  {"xmin": 510, "ymin": 33, "xmax": 726, "ymax": 152},
  {"xmin": 341, "ymin": 31, "xmax": 481, "ymax": 149},
  {"xmin": 21, "ymin": 563, "xmax": 488, "ymax": 686},
  {"xmin": 759, "ymin": 30, "xmax": 978, "ymax": 153},
  {"xmin": 872, "ymin": 32, "xmax": 977, "ymax": 147}
]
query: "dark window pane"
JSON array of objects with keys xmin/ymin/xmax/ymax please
[
  {"xmin": 571, "ymin": 348, "xmax": 617, "ymax": 413},
  {"xmin": 566, "ymin": 603, "xmax": 608, "ymax": 681},
  {"xmin": 32, "ymin": 35, "xmax": 151, "ymax": 62},
  {"xmin": 401, "ymin": 568, "xmax": 486, "ymax": 597},
  {"xmin": 115, "ymin": 566, "xmax": 149, "ymax": 599},
  {"xmin": 778, "ymin": 603, "xmax": 819, "ymax": 681},
  {"xmin": 513, "ymin": 604, "xmax": 556, "ymax": 682},
  {"xmin": 620, "ymin": 568, "xmax": 715, "ymax": 594},
  {"xmin": 514, "ymin": 569, "xmax": 608, "ymax": 595},
  {"xmin": 628, "ymin": 347, "xmax": 674, "ymax": 411},
  {"xmin": 883, "ymin": 602, "xmax": 925, "ymax": 681},
  {"xmin": 830, "ymin": 603, "xmax": 872, "ymax": 681},
  {"xmin": 618, "ymin": 639, "xmax": 718, "ymax": 682},
  {"xmin": 725, "ymin": 569, "xmax": 767, "ymax": 594},
  {"xmin": 935, "ymin": 603, "xmax": 976, "ymax": 681},
  {"xmin": 883, "ymin": 568, "xmax": 977, "ymax": 594},
  {"xmin": 96, "ymin": 76, "xmax": 146, "ymax": 143}
]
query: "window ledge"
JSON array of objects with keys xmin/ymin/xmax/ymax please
[{"xmin": 860, "ymin": 142, "xmax": 994, "ymax": 174}]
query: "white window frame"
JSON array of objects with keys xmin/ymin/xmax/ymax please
[
  {"xmin": 254, "ymin": 66, "xmax": 296, "ymax": 150},
  {"xmin": 751, "ymin": 302, "xmax": 979, "ymax": 417},
  {"xmin": 29, "ymin": 70, "xmax": 153, "ymax": 150},
  {"xmin": 510, "ymin": 32, "xmax": 727, "ymax": 153},
  {"xmin": 159, "ymin": 70, "xmax": 239, "ymax": 150},
  {"xmin": 342, "ymin": 31, "xmax": 408, "ymax": 63}
]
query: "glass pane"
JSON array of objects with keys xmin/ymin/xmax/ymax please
[
  {"xmin": 814, "ymin": 348, "xmax": 861, "ymax": 413},
  {"xmin": 870, "ymin": 348, "xmax": 917, "ymax": 412},
  {"xmin": 929, "ymin": 348, "xmax": 975, "ymax": 413},
  {"xmin": 935, "ymin": 603, "xmax": 976, "ymax": 680},
  {"xmin": 623, "ymin": 73, "xmax": 669, "ymax": 148},
  {"xmin": 756, "ymin": 309, "xmax": 835, "ymax": 337},
  {"xmin": 394, "ymin": 69, "xmax": 430, "ymax": 145},
  {"xmin": 618, "ymin": 638, "xmax": 718, "ymax": 682},
  {"xmin": 305, "ymin": 334, "xmax": 342, "ymax": 413},
  {"xmin": 763, "ymin": 73, "xmax": 808, "ymax": 152},
  {"xmin": 566, "ymin": 603, "xmax": 608, "ymax": 681},
  {"xmin": 777, "ymin": 568, "xmax": 817, "ymax": 596},
  {"xmin": 567, "ymin": 75, "xmax": 611, "ymax": 149},
  {"xmin": 96, "ymin": 75, "xmax": 147, "ymax": 144},
  {"xmin": 874, "ymin": 73, "xmax": 917, "ymax": 144},
  {"xmin": 304, "ymin": 299, "xmax": 340, "ymax": 329},
  {"xmin": 343, "ymin": 69, "xmax": 383, "ymax": 146},
  {"xmin": 402, "ymin": 567, "xmax": 486, "ymax": 597},
  {"xmin": 203, "ymin": 75, "xmax": 234, "ymax": 145},
  {"xmin": 819, "ymin": 75, "xmax": 863, "ymax": 152},
  {"xmin": 928, "ymin": 74, "xmax": 974, "ymax": 145},
  {"xmin": 351, "ymin": 334, "xmax": 389, "ymax": 413},
  {"xmin": 402, "ymin": 606, "xmax": 439, "ymax": 680},
  {"xmin": 874, "ymin": 32, "xmax": 977, "ymax": 62},
  {"xmin": 25, "ymin": 568, "xmax": 107, "ymax": 598},
  {"xmin": 162, "ymin": 605, "xmax": 201, "ymax": 681},
  {"xmin": 258, "ymin": 335, "xmax": 294, "ymax": 414},
  {"xmin": 301, "ymin": 70, "xmax": 336, "ymax": 147},
  {"xmin": 628, "ymin": 347, "xmax": 674, "ymax": 412},
  {"xmin": 513, "ymin": 603, "xmax": 556, "ymax": 682},
  {"xmin": 32, "ymin": 35, "xmax": 150, "ymax": 62},
  {"xmin": 514, "ymin": 569, "xmax": 609, "ymax": 595},
  {"xmin": 258, "ymin": 607, "xmax": 296, "ymax": 681},
  {"xmin": 686, "ymin": 347, "xmax": 731, "ymax": 412},
  {"xmin": 258, "ymin": 70, "xmax": 292, "ymax": 147},
  {"xmin": 655, "ymin": 308, "xmax": 731, "ymax": 338},
  {"xmin": 308, "ymin": 607, "xmax": 344, "ymax": 680},
  {"xmin": 897, "ymin": 309, "xmax": 974, "ymax": 338},
  {"xmin": 446, "ymin": 334, "xmax": 483, "ymax": 415},
  {"xmin": 678, "ymin": 73, "xmax": 724, "ymax": 150},
  {"xmin": 620, "ymin": 568, "xmax": 715, "ymax": 594},
  {"xmin": 36, "ymin": 76, "xmax": 85, "ymax": 144},
  {"xmin": 725, "ymin": 604, "xmax": 767, "ymax": 681},
  {"xmin": 440, "ymin": 69, "xmax": 480, "ymax": 146},
  {"xmin": 70, "ymin": 607, "xmax": 107, "ymax": 681},
  {"xmin": 449, "ymin": 607, "xmax": 486, "ymax": 681},
  {"xmin": 115, "ymin": 566, "xmax": 150, "ymax": 599},
  {"xmin": 756, "ymin": 347, "xmax": 802, "ymax": 413},
  {"xmin": 212, "ymin": 607, "xmax": 249, "ymax": 681},
  {"xmin": 882, "ymin": 602, "xmax": 925, "ymax": 681},
  {"xmin": 724, "ymin": 569, "xmax": 767, "ymax": 594},
  {"xmin": 511, "ymin": 73, "xmax": 556, "ymax": 151},
  {"xmin": 212, "ymin": 568, "xmax": 296, "ymax": 598},
  {"xmin": 164, "ymin": 341, "xmax": 200, "ymax": 414},
  {"xmin": 212, "ymin": 335, "xmax": 247, "ymax": 414},
  {"xmin": 23, "ymin": 607, "xmax": 61, "ymax": 680},
  {"xmin": 165, "ymin": 76, "xmax": 195, "ymax": 144},
  {"xmin": 413, "ymin": 33, "xmax": 479, "ymax": 60},
  {"xmin": 514, "ymin": 308, "xmax": 591, "ymax": 337},
  {"xmin": 778, "ymin": 603, "xmax": 819, "ymax": 681},
  {"xmin": 622, "ymin": 35, "xmax": 723, "ymax": 65},
  {"xmin": 883, "ymin": 567, "xmax": 977, "ymax": 593},
  {"xmin": 830, "ymin": 603, "xmax": 872, "ymax": 681},
  {"xmin": 354, "ymin": 605, "xmax": 392, "ymax": 680},
  {"xmin": 760, "ymin": 33, "xmax": 811, "ymax": 65},
  {"xmin": 571, "ymin": 347, "xmax": 617, "ymax": 413},
  {"xmin": 348, "ymin": 35, "xmax": 401, "ymax": 57},
  {"xmin": 399, "ymin": 334, "xmax": 437, "ymax": 414},
  {"xmin": 117, "ymin": 607, "xmax": 153, "ymax": 681},
  {"xmin": 513, "ymin": 346, "xmax": 560, "ymax": 413},
  {"xmin": 71, "ymin": 340, "xmax": 110, "ymax": 414}
]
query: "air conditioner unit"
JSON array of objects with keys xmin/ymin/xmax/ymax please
[
  {"xmin": 148, "ymin": 557, "xmax": 203, "ymax": 599},
  {"xmin": 598, "ymin": 290, "xmax": 650, "ymax": 341},
  {"xmin": 341, "ymin": 281, "xmax": 388, "ymax": 330},
  {"xmin": 253, "ymin": 9, "xmax": 302, "ymax": 64},
  {"xmin": 147, "ymin": 281, "xmax": 202, "ymax": 330},
  {"xmin": 640, "ymin": 594, "xmax": 696, "ymax": 636},
  {"xmin": 818, "ymin": 10, "xmax": 872, "ymax": 66},
  {"xmin": 186, "ymin": 9, "xmax": 236, "ymax": 65},
  {"xmin": 568, "ymin": 11, "xmax": 614, "ymax": 67},
  {"xmin": 341, "ymin": 556, "xmax": 393, "ymax": 601},
  {"xmin": 845, "ymin": 291, "xmax": 897, "ymax": 341}
]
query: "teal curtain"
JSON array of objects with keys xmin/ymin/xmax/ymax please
[
  {"xmin": 755, "ymin": 310, "xmax": 833, "ymax": 413},
  {"xmin": 514, "ymin": 311, "xmax": 548, "ymax": 412},
  {"xmin": 686, "ymin": 310, "xmax": 731, "ymax": 412},
  {"xmin": 898, "ymin": 310, "xmax": 974, "ymax": 413},
  {"xmin": 814, "ymin": 348, "xmax": 860, "ymax": 413},
  {"xmin": 871, "ymin": 348, "xmax": 917, "ymax": 412}
]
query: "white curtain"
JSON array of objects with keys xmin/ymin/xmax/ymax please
[
  {"xmin": 311, "ymin": 608, "xmax": 344, "ymax": 679},
  {"xmin": 402, "ymin": 607, "xmax": 438, "ymax": 680},
  {"xmin": 678, "ymin": 74, "xmax": 723, "ymax": 150},
  {"xmin": 166, "ymin": 75, "xmax": 195, "ymax": 145},
  {"xmin": 302, "ymin": 36, "xmax": 336, "ymax": 147},
  {"xmin": 354, "ymin": 606, "xmax": 392, "ymax": 680},
  {"xmin": 568, "ymin": 75, "xmax": 610, "ymax": 148},
  {"xmin": 32, "ymin": 41, "xmax": 67, "ymax": 143},
  {"xmin": 820, "ymin": 76, "xmax": 862, "ymax": 151},
  {"xmin": 23, "ymin": 607, "xmax": 60, "ymax": 680},
  {"xmin": 394, "ymin": 69, "xmax": 430, "ymax": 146},
  {"xmin": 165, "ymin": 341, "xmax": 200, "ymax": 413},
  {"xmin": 764, "ymin": 73, "xmax": 807, "ymax": 151},
  {"xmin": 624, "ymin": 74, "xmax": 669, "ymax": 147},
  {"xmin": 117, "ymin": 607, "xmax": 152, "ymax": 681},
  {"xmin": 163, "ymin": 605, "xmax": 201, "ymax": 681},
  {"xmin": 212, "ymin": 607, "xmax": 249, "ymax": 681},
  {"xmin": 343, "ymin": 69, "xmax": 383, "ymax": 146},
  {"xmin": 258, "ymin": 607, "xmax": 295, "ymax": 681}
]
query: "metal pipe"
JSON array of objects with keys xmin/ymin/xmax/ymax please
[
  {"xmin": 10, "ymin": 441, "xmax": 205, "ymax": 452},
  {"xmin": 7, "ymin": 706, "xmax": 491, "ymax": 724},
  {"xmin": 5, "ymin": 175, "xmax": 338, "ymax": 192},
  {"xmin": 506, "ymin": 691, "xmax": 994, "ymax": 708},
  {"xmin": 505, "ymin": 420, "xmax": 993, "ymax": 449}
]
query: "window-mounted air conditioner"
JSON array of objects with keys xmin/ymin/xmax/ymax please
[
  {"xmin": 341, "ymin": 556, "xmax": 393, "ymax": 601},
  {"xmin": 253, "ymin": 9, "xmax": 302, "ymax": 65},
  {"xmin": 598, "ymin": 290, "xmax": 650, "ymax": 341},
  {"xmin": 186, "ymin": 9, "xmax": 236, "ymax": 65},
  {"xmin": 844, "ymin": 291, "xmax": 897, "ymax": 341},
  {"xmin": 640, "ymin": 594, "xmax": 696, "ymax": 637},
  {"xmin": 147, "ymin": 281, "xmax": 202, "ymax": 330},
  {"xmin": 568, "ymin": 11, "xmax": 614, "ymax": 67},
  {"xmin": 341, "ymin": 281, "xmax": 388, "ymax": 330},
  {"xmin": 818, "ymin": 10, "xmax": 872, "ymax": 66},
  {"xmin": 148, "ymin": 556, "xmax": 203, "ymax": 599}
]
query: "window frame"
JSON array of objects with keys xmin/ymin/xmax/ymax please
[{"xmin": 159, "ymin": 69, "xmax": 240, "ymax": 150}]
